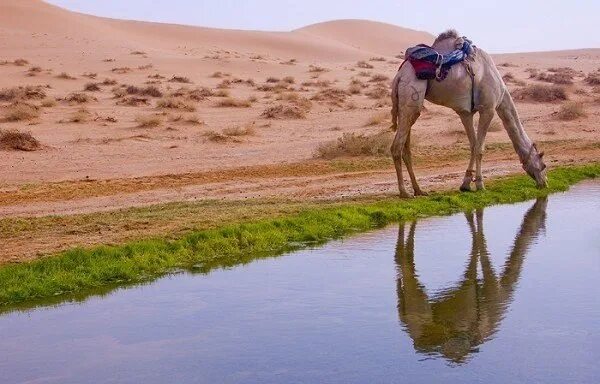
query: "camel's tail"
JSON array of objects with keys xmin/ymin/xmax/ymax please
[{"xmin": 390, "ymin": 71, "xmax": 402, "ymax": 132}]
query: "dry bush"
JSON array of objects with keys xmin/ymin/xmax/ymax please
[
  {"xmin": 536, "ymin": 72, "xmax": 573, "ymax": 85},
  {"xmin": 555, "ymin": 102, "xmax": 586, "ymax": 121},
  {"xmin": 65, "ymin": 92, "xmax": 96, "ymax": 104},
  {"xmin": 358, "ymin": 71, "xmax": 371, "ymax": 77},
  {"xmin": 40, "ymin": 98, "xmax": 57, "ymax": 107},
  {"xmin": 183, "ymin": 114, "xmax": 203, "ymax": 125},
  {"xmin": 112, "ymin": 67, "xmax": 132, "ymax": 74},
  {"xmin": 156, "ymin": 97, "xmax": 196, "ymax": 111},
  {"xmin": 210, "ymin": 71, "xmax": 230, "ymax": 78},
  {"xmin": 276, "ymin": 92, "xmax": 312, "ymax": 108},
  {"xmin": 204, "ymin": 130, "xmax": 230, "ymax": 142},
  {"xmin": 169, "ymin": 76, "xmax": 192, "ymax": 84},
  {"xmin": 56, "ymin": 72, "xmax": 76, "ymax": 80},
  {"xmin": 84, "ymin": 82, "xmax": 101, "ymax": 92},
  {"xmin": 311, "ymin": 88, "xmax": 348, "ymax": 106},
  {"xmin": 281, "ymin": 59, "xmax": 297, "ymax": 65},
  {"xmin": 13, "ymin": 59, "xmax": 29, "ymax": 66},
  {"xmin": 117, "ymin": 96, "xmax": 149, "ymax": 107},
  {"xmin": 223, "ymin": 123, "xmax": 256, "ymax": 136},
  {"xmin": 357, "ymin": 61, "xmax": 374, "ymax": 69},
  {"xmin": 525, "ymin": 68, "xmax": 539, "ymax": 78},
  {"xmin": 369, "ymin": 74, "xmax": 390, "ymax": 83},
  {"xmin": 102, "ymin": 78, "xmax": 118, "ymax": 86},
  {"xmin": 262, "ymin": 104, "xmax": 307, "ymax": 119},
  {"xmin": 3, "ymin": 102, "xmax": 40, "ymax": 121},
  {"xmin": 502, "ymin": 72, "xmax": 526, "ymax": 86},
  {"xmin": 0, "ymin": 85, "xmax": 46, "ymax": 101},
  {"xmin": 130, "ymin": 51, "xmax": 146, "ymax": 56},
  {"xmin": 66, "ymin": 108, "xmax": 91, "ymax": 123},
  {"xmin": 213, "ymin": 89, "xmax": 230, "ymax": 97},
  {"xmin": 302, "ymin": 80, "xmax": 332, "ymax": 88},
  {"xmin": 266, "ymin": 77, "xmax": 280, "ymax": 83},
  {"xmin": 512, "ymin": 84, "xmax": 567, "ymax": 102},
  {"xmin": 215, "ymin": 97, "xmax": 252, "ymax": 108},
  {"xmin": 82, "ymin": 72, "xmax": 97, "ymax": 79},
  {"xmin": 126, "ymin": 85, "xmax": 163, "ymax": 97},
  {"xmin": 308, "ymin": 65, "xmax": 328, "ymax": 73},
  {"xmin": 364, "ymin": 111, "xmax": 389, "ymax": 126},
  {"xmin": 217, "ymin": 79, "xmax": 232, "ymax": 89},
  {"xmin": 282, "ymin": 76, "xmax": 295, "ymax": 84},
  {"xmin": 585, "ymin": 71, "xmax": 600, "ymax": 85},
  {"xmin": 135, "ymin": 114, "xmax": 163, "ymax": 128},
  {"xmin": 348, "ymin": 83, "xmax": 362, "ymax": 95},
  {"xmin": 499, "ymin": 62, "xmax": 517, "ymax": 67},
  {"xmin": 315, "ymin": 131, "xmax": 393, "ymax": 159},
  {"xmin": 138, "ymin": 64, "xmax": 153, "ymax": 70},
  {"xmin": 148, "ymin": 73, "xmax": 165, "ymax": 80},
  {"xmin": 370, "ymin": 57, "xmax": 386, "ymax": 62},
  {"xmin": 0, "ymin": 129, "xmax": 40, "ymax": 151},
  {"xmin": 250, "ymin": 55, "xmax": 265, "ymax": 60},
  {"xmin": 365, "ymin": 85, "xmax": 389, "ymax": 99},
  {"xmin": 28, "ymin": 66, "xmax": 43, "ymax": 74}
]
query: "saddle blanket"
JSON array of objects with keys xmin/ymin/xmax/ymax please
[{"xmin": 405, "ymin": 37, "xmax": 474, "ymax": 81}]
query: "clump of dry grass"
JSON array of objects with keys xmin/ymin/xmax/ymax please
[
  {"xmin": 82, "ymin": 72, "xmax": 97, "ymax": 79},
  {"xmin": 169, "ymin": 76, "xmax": 192, "ymax": 84},
  {"xmin": 138, "ymin": 64, "xmax": 153, "ymax": 70},
  {"xmin": 512, "ymin": 84, "xmax": 567, "ymax": 102},
  {"xmin": 213, "ymin": 89, "xmax": 230, "ymax": 97},
  {"xmin": 65, "ymin": 108, "xmax": 91, "ymax": 123},
  {"xmin": 65, "ymin": 92, "xmax": 96, "ymax": 104},
  {"xmin": 56, "ymin": 72, "xmax": 76, "ymax": 80},
  {"xmin": 357, "ymin": 61, "xmax": 374, "ymax": 69},
  {"xmin": 315, "ymin": 131, "xmax": 393, "ymax": 159},
  {"xmin": 276, "ymin": 92, "xmax": 312, "ymax": 109},
  {"xmin": 280, "ymin": 58, "xmax": 297, "ymax": 65},
  {"xmin": 102, "ymin": 78, "xmax": 118, "ymax": 86},
  {"xmin": 135, "ymin": 114, "xmax": 163, "ymax": 128},
  {"xmin": 502, "ymin": 73, "xmax": 526, "ymax": 86},
  {"xmin": 130, "ymin": 51, "xmax": 146, "ymax": 56},
  {"xmin": 3, "ymin": 102, "xmax": 40, "ymax": 121},
  {"xmin": 585, "ymin": 71, "xmax": 600, "ymax": 85},
  {"xmin": 156, "ymin": 97, "xmax": 196, "ymax": 111},
  {"xmin": 126, "ymin": 85, "xmax": 163, "ymax": 98},
  {"xmin": 13, "ymin": 59, "xmax": 29, "ymax": 66},
  {"xmin": 369, "ymin": 74, "xmax": 390, "ymax": 83},
  {"xmin": 555, "ymin": 101, "xmax": 586, "ymax": 121},
  {"xmin": 262, "ymin": 104, "xmax": 307, "ymax": 119},
  {"xmin": 0, "ymin": 85, "xmax": 47, "ymax": 101},
  {"xmin": 282, "ymin": 76, "xmax": 295, "ymax": 84},
  {"xmin": 0, "ymin": 129, "xmax": 41, "ymax": 151},
  {"xmin": 84, "ymin": 82, "xmax": 101, "ymax": 92},
  {"xmin": 217, "ymin": 79, "xmax": 232, "ymax": 89},
  {"xmin": 499, "ymin": 62, "xmax": 517, "ymax": 67},
  {"xmin": 311, "ymin": 87, "xmax": 348, "ymax": 106},
  {"xmin": 215, "ymin": 97, "xmax": 252, "ymax": 108},
  {"xmin": 117, "ymin": 96, "xmax": 149, "ymax": 107},
  {"xmin": 308, "ymin": 65, "xmax": 328, "ymax": 73},
  {"xmin": 266, "ymin": 77, "xmax": 280, "ymax": 83},
  {"xmin": 365, "ymin": 85, "xmax": 389, "ymax": 100},
  {"xmin": 112, "ymin": 67, "xmax": 132, "ymax": 74},
  {"xmin": 27, "ymin": 66, "xmax": 43, "ymax": 75},
  {"xmin": 40, "ymin": 98, "xmax": 57, "ymax": 108},
  {"xmin": 536, "ymin": 71, "xmax": 573, "ymax": 85},
  {"xmin": 364, "ymin": 111, "xmax": 389, "ymax": 126},
  {"xmin": 210, "ymin": 71, "xmax": 230, "ymax": 78},
  {"xmin": 223, "ymin": 123, "xmax": 256, "ymax": 136}
]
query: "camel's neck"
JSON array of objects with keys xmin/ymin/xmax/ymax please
[{"xmin": 495, "ymin": 90, "xmax": 533, "ymax": 163}]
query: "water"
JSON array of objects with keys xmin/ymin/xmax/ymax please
[{"xmin": 1, "ymin": 182, "xmax": 599, "ymax": 384}]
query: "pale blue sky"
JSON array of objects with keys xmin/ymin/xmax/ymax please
[{"xmin": 46, "ymin": 0, "xmax": 599, "ymax": 53}]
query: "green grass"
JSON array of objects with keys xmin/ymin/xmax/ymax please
[{"xmin": 1, "ymin": 164, "xmax": 598, "ymax": 307}]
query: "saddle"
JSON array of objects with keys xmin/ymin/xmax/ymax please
[{"xmin": 405, "ymin": 37, "xmax": 475, "ymax": 81}]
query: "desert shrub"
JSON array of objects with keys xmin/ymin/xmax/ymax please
[
  {"xmin": 369, "ymin": 74, "xmax": 390, "ymax": 83},
  {"xmin": 358, "ymin": 71, "xmax": 371, "ymax": 77},
  {"xmin": 102, "ymin": 78, "xmax": 118, "ymax": 86},
  {"xmin": 555, "ymin": 102, "xmax": 586, "ymax": 121},
  {"xmin": 0, "ymin": 129, "xmax": 40, "ymax": 151},
  {"xmin": 502, "ymin": 73, "xmax": 526, "ymax": 86},
  {"xmin": 512, "ymin": 84, "xmax": 567, "ymax": 102},
  {"xmin": 213, "ymin": 89, "xmax": 230, "ymax": 97},
  {"xmin": 311, "ymin": 88, "xmax": 348, "ymax": 106},
  {"xmin": 280, "ymin": 59, "xmax": 297, "ymax": 65},
  {"xmin": 169, "ymin": 76, "xmax": 192, "ymax": 84},
  {"xmin": 215, "ymin": 97, "xmax": 252, "ymax": 108},
  {"xmin": 117, "ymin": 96, "xmax": 149, "ymax": 106},
  {"xmin": 13, "ymin": 59, "xmax": 29, "ymax": 66},
  {"xmin": 348, "ymin": 83, "xmax": 362, "ymax": 95},
  {"xmin": 370, "ymin": 57, "xmax": 386, "ymax": 62},
  {"xmin": 585, "ymin": 71, "xmax": 600, "ymax": 85},
  {"xmin": 499, "ymin": 62, "xmax": 517, "ymax": 67},
  {"xmin": 40, "ymin": 98, "xmax": 57, "ymax": 107},
  {"xmin": 282, "ymin": 76, "xmax": 295, "ymax": 84},
  {"xmin": 223, "ymin": 123, "xmax": 256, "ymax": 136},
  {"xmin": 217, "ymin": 79, "xmax": 232, "ymax": 89},
  {"xmin": 66, "ymin": 108, "xmax": 91, "ymax": 123},
  {"xmin": 536, "ymin": 72, "xmax": 573, "ymax": 85},
  {"xmin": 66, "ymin": 92, "xmax": 96, "ymax": 104},
  {"xmin": 364, "ymin": 111, "xmax": 389, "ymax": 126},
  {"xmin": 131, "ymin": 51, "xmax": 146, "ymax": 55},
  {"xmin": 308, "ymin": 65, "xmax": 328, "ymax": 73},
  {"xmin": 0, "ymin": 86, "xmax": 46, "ymax": 101},
  {"xmin": 357, "ymin": 61, "xmax": 374, "ymax": 69},
  {"xmin": 156, "ymin": 97, "xmax": 196, "ymax": 111},
  {"xmin": 365, "ymin": 85, "xmax": 389, "ymax": 99},
  {"xmin": 266, "ymin": 77, "xmax": 280, "ymax": 83},
  {"xmin": 276, "ymin": 92, "xmax": 312, "ymax": 109},
  {"xmin": 126, "ymin": 85, "xmax": 163, "ymax": 97},
  {"xmin": 135, "ymin": 114, "xmax": 162, "ymax": 128},
  {"xmin": 56, "ymin": 72, "xmax": 76, "ymax": 80},
  {"xmin": 262, "ymin": 105, "xmax": 307, "ymax": 119},
  {"xmin": 28, "ymin": 66, "xmax": 43, "ymax": 74},
  {"xmin": 315, "ymin": 131, "xmax": 393, "ymax": 159},
  {"xmin": 84, "ymin": 82, "xmax": 101, "ymax": 92},
  {"xmin": 82, "ymin": 72, "xmax": 97, "ymax": 79},
  {"xmin": 112, "ymin": 67, "xmax": 131, "ymax": 74},
  {"xmin": 3, "ymin": 102, "xmax": 40, "ymax": 121}
]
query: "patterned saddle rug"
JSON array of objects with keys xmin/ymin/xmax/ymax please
[{"xmin": 405, "ymin": 37, "xmax": 475, "ymax": 81}]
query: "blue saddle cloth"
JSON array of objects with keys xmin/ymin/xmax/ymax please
[{"xmin": 405, "ymin": 38, "xmax": 474, "ymax": 80}]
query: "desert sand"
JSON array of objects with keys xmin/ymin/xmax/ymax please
[{"xmin": 1, "ymin": 0, "xmax": 598, "ymax": 262}]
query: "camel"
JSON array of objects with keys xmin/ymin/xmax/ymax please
[
  {"xmin": 390, "ymin": 30, "xmax": 548, "ymax": 197},
  {"xmin": 394, "ymin": 197, "xmax": 547, "ymax": 362}
]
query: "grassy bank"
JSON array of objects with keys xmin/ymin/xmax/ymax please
[{"xmin": 1, "ymin": 164, "xmax": 598, "ymax": 306}]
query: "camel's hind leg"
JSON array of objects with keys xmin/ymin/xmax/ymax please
[{"xmin": 390, "ymin": 68, "xmax": 427, "ymax": 198}]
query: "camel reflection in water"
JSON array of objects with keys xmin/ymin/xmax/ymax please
[{"xmin": 395, "ymin": 198, "xmax": 547, "ymax": 363}]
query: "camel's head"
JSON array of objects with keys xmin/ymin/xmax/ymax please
[{"xmin": 523, "ymin": 143, "xmax": 548, "ymax": 188}]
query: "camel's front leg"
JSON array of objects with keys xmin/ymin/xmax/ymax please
[
  {"xmin": 474, "ymin": 109, "xmax": 495, "ymax": 190},
  {"xmin": 458, "ymin": 112, "xmax": 476, "ymax": 191}
]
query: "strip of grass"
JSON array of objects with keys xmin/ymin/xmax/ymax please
[{"xmin": 1, "ymin": 164, "xmax": 598, "ymax": 306}]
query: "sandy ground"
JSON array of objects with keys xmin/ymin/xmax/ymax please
[{"xmin": 0, "ymin": 1, "xmax": 599, "ymax": 262}]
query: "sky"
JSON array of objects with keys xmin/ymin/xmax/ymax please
[{"xmin": 45, "ymin": 0, "xmax": 599, "ymax": 53}]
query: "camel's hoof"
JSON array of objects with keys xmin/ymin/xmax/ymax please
[
  {"xmin": 460, "ymin": 185, "xmax": 472, "ymax": 192},
  {"xmin": 414, "ymin": 190, "xmax": 429, "ymax": 197}
]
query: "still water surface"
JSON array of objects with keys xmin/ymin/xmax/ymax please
[{"xmin": 1, "ymin": 182, "xmax": 599, "ymax": 383}]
